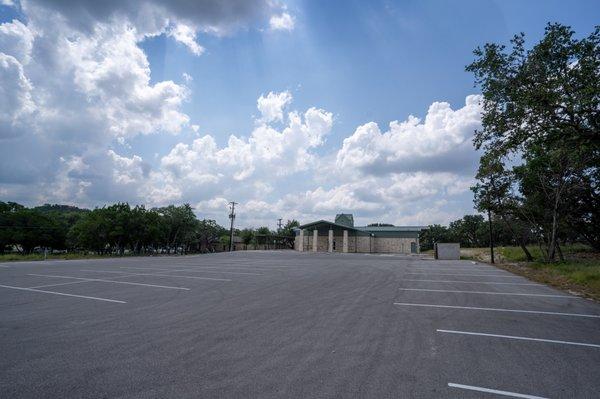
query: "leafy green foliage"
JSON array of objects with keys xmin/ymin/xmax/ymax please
[
  {"xmin": 280, "ymin": 219, "xmax": 300, "ymax": 236},
  {"xmin": 467, "ymin": 23, "xmax": 600, "ymax": 261},
  {"xmin": 2, "ymin": 201, "xmax": 229, "ymax": 255},
  {"xmin": 420, "ymin": 214, "xmax": 531, "ymax": 251}
]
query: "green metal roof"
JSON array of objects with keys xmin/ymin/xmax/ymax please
[
  {"xmin": 299, "ymin": 219, "xmax": 427, "ymax": 233},
  {"xmin": 356, "ymin": 226, "xmax": 427, "ymax": 232},
  {"xmin": 334, "ymin": 213, "xmax": 354, "ymax": 227},
  {"xmin": 298, "ymin": 220, "xmax": 360, "ymax": 231}
]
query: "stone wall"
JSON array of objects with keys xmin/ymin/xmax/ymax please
[
  {"xmin": 374, "ymin": 237, "xmax": 416, "ymax": 253},
  {"xmin": 356, "ymin": 236, "xmax": 371, "ymax": 253},
  {"xmin": 295, "ymin": 229, "xmax": 419, "ymax": 254},
  {"xmin": 316, "ymin": 236, "xmax": 329, "ymax": 252},
  {"xmin": 331, "ymin": 234, "xmax": 344, "ymax": 252}
]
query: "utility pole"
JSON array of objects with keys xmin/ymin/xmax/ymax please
[
  {"xmin": 228, "ymin": 201, "xmax": 237, "ymax": 252},
  {"xmin": 277, "ymin": 218, "xmax": 283, "ymax": 232}
]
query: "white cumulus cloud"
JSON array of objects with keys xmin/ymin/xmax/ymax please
[
  {"xmin": 336, "ymin": 95, "xmax": 482, "ymax": 176},
  {"xmin": 256, "ymin": 90, "xmax": 293, "ymax": 123},
  {"xmin": 168, "ymin": 24, "xmax": 204, "ymax": 55},
  {"xmin": 269, "ymin": 12, "xmax": 295, "ymax": 31},
  {"xmin": 0, "ymin": 0, "xmax": 484, "ymax": 228}
]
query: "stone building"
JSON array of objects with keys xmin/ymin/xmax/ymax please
[{"xmin": 294, "ymin": 214, "xmax": 426, "ymax": 254}]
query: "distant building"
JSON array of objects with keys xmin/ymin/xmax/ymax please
[{"xmin": 294, "ymin": 214, "xmax": 426, "ymax": 254}]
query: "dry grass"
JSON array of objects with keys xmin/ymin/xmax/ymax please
[{"xmin": 460, "ymin": 245, "xmax": 600, "ymax": 301}]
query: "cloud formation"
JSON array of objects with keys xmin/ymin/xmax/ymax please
[
  {"xmin": 28, "ymin": 0, "xmax": 274, "ymax": 36},
  {"xmin": 256, "ymin": 91, "xmax": 293, "ymax": 123},
  {"xmin": 336, "ymin": 95, "xmax": 482, "ymax": 176},
  {"xmin": 269, "ymin": 12, "xmax": 295, "ymax": 31},
  {"xmin": 0, "ymin": 1, "xmax": 482, "ymax": 228}
]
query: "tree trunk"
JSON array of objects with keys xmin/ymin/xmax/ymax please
[
  {"xmin": 487, "ymin": 209, "xmax": 495, "ymax": 264},
  {"xmin": 500, "ymin": 215, "xmax": 533, "ymax": 261},
  {"xmin": 556, "ymin": 241, "xmax": 565, "ymax": 262}
]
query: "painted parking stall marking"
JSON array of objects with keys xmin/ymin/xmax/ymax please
[
  {"xmin": 438, "ymin": 329, "xmax": 600, "ymax": 349},
  {"xmin": 448, "ymin": 383, "xmax": 548, "ymax": 399},
  {"xmin": 80, "ymin": 270, "xmax": 232, "ymax": 281},
  {"xmin": 0, "ymin": 284, "xmax": 126, "ymax": 303},
  {"xmin": 28, "ymin": 274, "xmax": 191, "ymax": 290},
  {"xmin": 404, "ymin": 272, "xmax": 523, "ymax": 278},
  {"xmin": 118, "ymin": 266, "xmax": 264, "ymax": 276},
  {"xmin": 28, "ymin": 280, "xmax": 91, "ymax": 289},
  {"xmin": 398, "ymin": 287, "xmax": 574, "ymax": 298},
  {"xmin": 393, "ymin": 302, "xmax": 600, "ymax": 318},
  {"xmin": 401, "ymin": 278, "xmax": 541, "ymax": 286}
]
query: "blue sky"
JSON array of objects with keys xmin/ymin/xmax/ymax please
[{"xmin": 1, "ymin": 0, "xmax": 599, "ymax": 228}]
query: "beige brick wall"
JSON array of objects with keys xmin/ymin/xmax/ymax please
[
  {"xmin": 331, "ymin": 234, "xmax": 344, "ymax": 252},
  {"xmin": 373, "ymin": 237, "xmax": 416, "ymax": 253},
  {"xmin": 317, "ymin": 236, "xmax": 329, "ymax": 251},
  {"xmin": 347, "ymin": 235, "xmax": 355, "ymax": 252},
  {"xmin": 294, "ymin": 231, "xmax": 418, "ymax": 254},
  {"xmin": 356, "ymin": 236, "xmax": 371, "ymax": 252}
]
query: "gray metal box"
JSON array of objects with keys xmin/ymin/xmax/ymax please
[{"xmin": 434, "ymin": 243, "xmax": 460, "ymax": 260}]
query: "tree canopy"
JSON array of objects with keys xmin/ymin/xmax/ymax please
[
  {"xmin": 1, "ymin": 201, "xmax": 229, "ymax": 255},
  {"xmin": 467, "ymin": 23, "xmax": 600, "ymax": 261}
]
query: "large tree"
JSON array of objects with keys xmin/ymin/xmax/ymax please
[{"xmin": 467, "ymin": 23, "xmax": 600, "ymax": 259}]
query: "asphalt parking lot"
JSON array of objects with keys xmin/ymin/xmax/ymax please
[{"xmin": 1, "ymin": 251, "xmax": 599, "ymax": 398}]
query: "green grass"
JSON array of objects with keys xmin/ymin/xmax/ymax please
[
  {"xmin": 498, "ymin": 243, "xmax": 592, "ymax": 262},
  {"xmin": 529, "ymin": 259, "xmax": 600, "ymax": 286},
  {"xmin": 497, "ymin": 258, "xmax": 600, "ymax": 301},
  {"xmin": 479, "ymin": 244, "xmax": 600, "ymax": 301}
]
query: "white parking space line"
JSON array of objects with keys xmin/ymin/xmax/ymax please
[
  {"xmin": 398, "ymin": 288, "xmax": 573, "ymax": 298},
  {"xmin": 168, "ymin": 264, "xmax": 291, "ymax": 269},
  {"xmin": 405, "ymin": 266, "xmax": 498, "ymax": 270},
  {"xmin": 0, "ymin": 284, "xmax": 126, "ymax": 303},
  {"xmin": 177, "ymin": 270, "xmax": 263, "ymax": 275},
  {"xmin": 119, "ymin": 267, "xmax": 263, "ymax": 276},
  {"xmin": 200, "ymin": 266, "xmax": 291, "ymax": 270},
  {"xmin": 438, "ymin": 329, "xmax": 600, "ymax": 348},
  {"xmin": 28, "ymin": 274, "xmax": 191, "ymax": 290},
  {"xmin": 28, "ymin": 280, "xmax": 90, "ymax": 289},
  {"xmin": 402, "ymin": 279, "xmax": 540, "ymax": 286},
  {"xmin": 448, "ymin": 383, "xmax": 548, "ymax": 399},
  {"xmin": 80, "ymin": 270, "xmax": 133, "ymax": 274},
  {"xmin": 405, "ymin": 269, "xmax": 506, "ymax": 275},
  {"xmin": 393, "ymin": 302, "xmax": 600, "ymax": 318},
  {"xmin": 91, "ymin": 271, "xmax": 233, "ymax": 282},
  {"xmin": 403, "ymin": 269, "xmax": 498, "ymax": 274},
  {"xmin": 405, "ymin": 272, "xmax": 521, "ymax": 278}
]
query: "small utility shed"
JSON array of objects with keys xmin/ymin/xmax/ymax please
[{"xmin": 294, "ymin": 214, "xmax": 426, "ymax": 254}]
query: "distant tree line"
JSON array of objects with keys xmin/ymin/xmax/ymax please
[
  {"xmin": 234, "ymin": 220, "xmax": 299, "ymax": 249},
  {"xmin": 465, "ymin": 23, "xmax": 599, "ymax": 262},
  {"xmin": 420, "ymin": 214, "xmax": 538, "ymax": 251},
  {"xmin": 0, "ymin": 202, "xmax": 299, "ymax": 255}
]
